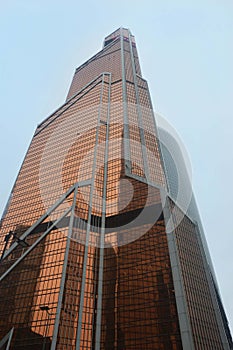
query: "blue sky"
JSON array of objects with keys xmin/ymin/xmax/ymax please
[{"xmin": 0, "ymin": 0, "xmax": 233, "ymax": 333}]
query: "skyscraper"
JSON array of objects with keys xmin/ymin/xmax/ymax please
[{"xmin": 0, "ymin": 27, "xmax": 232, "ymax": 349}]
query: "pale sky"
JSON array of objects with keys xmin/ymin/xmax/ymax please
[{"xmin": 0, "ymin": 0, "xmax": 233, "ymax": 333}]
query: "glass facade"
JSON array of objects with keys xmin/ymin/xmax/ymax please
[{"xmin": 0, "ymin": 28, "xmax": 232, "ymax": 349}]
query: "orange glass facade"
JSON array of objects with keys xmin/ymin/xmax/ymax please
[{"xmin": 0, "ymin": 28, "xmax": 232, "ymax": 349}]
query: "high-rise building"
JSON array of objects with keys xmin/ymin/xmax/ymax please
[{"xmin": 0, "ymin": 28, "xmax": 232, "ymax": 350}]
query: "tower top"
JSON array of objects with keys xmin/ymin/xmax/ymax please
[{"xmin": 103, "ymin": 27, "xmax": 135, "ymax": 47}]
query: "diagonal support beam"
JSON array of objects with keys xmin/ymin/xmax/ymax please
[
  {"xmin": 1, "ymin": 183, "xmax": 77, "ymax": 262},
  {"xmin": 0, "ymin": 327, "xmax": 14, "ymax": 350},
  {"xmin": 0, "ymin": 206, "xmax": 71, "ymax": 283}
]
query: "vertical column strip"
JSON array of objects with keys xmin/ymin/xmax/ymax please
[
  {"xmin": 128, "ymin": 32, "xmax": 150, "ymax": 181},
  {"xmin": 160, "ymin": 189, "xmax": 195, "ymax": 350},
  {"xmin": 94, "ymin": 73, "xmax": 111, "ymax": 350},
  {"xmin": 75, "ymin": 75, "xmax": 105, "ymax": 350},
  {"xmin": 51, "ymin": 184, "xmax": 79, "ymax": 350},
  {"xmin": 143, "ymin": 78, "xmax": 169, "ymax": 190},
  {"xmin": 120, "ymin": 28, "xmax": 131, "ymax": 173},
  {"xmin": 195, "ymin": 223, "xmax": 230, "ymax": 349}
]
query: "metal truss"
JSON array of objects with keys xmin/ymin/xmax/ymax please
[{"xmin": 0, "ymin": 182, "xmax": 83, "ymax": 283}]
